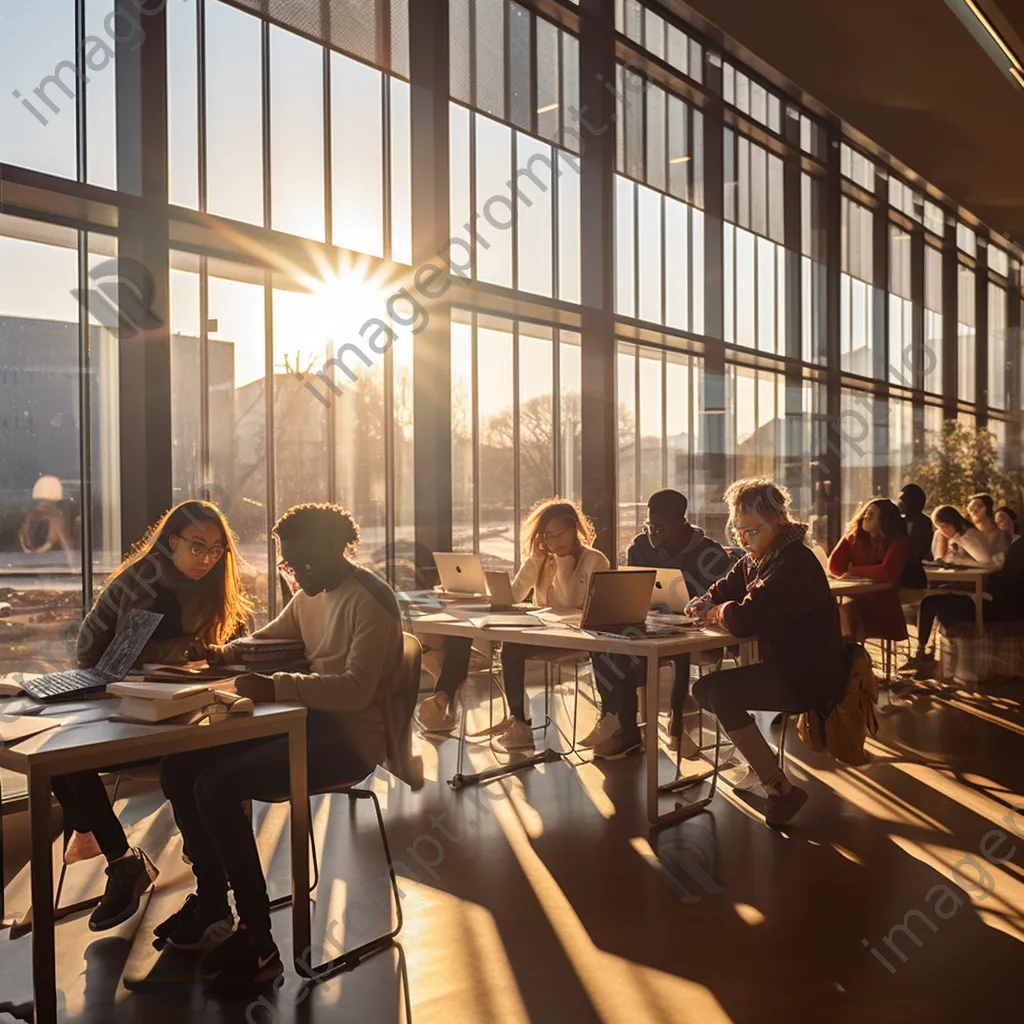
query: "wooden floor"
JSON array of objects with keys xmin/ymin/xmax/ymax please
[{"xmin": 1, "ymin": 664, "xmax": 1022, "ymax": 1024}]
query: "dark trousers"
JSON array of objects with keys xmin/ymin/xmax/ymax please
[
  {"xmin": 50, "ymin": 771, "xmax": 129, "ymax": 861},
  {"xmin": 435, "ymin": 636, "xmax": 474, "ymax": 703},
  {"xmin": 159, "ymin": 725, "xmax": 371, "ymax": 940},
  {"xmin": 916, "ymin": 593, "xmax": 989, "ymax": 654},
  {"xmin": 692, "ymin": 662, "xmax": 810, "ymax": 732},
  {"xmin": 594, "ymin": 654, "xmax": 692, "ymax": 737}
]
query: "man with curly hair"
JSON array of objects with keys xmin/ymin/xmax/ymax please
[{"xmin": 156, "ymin": 503, "xmax": 404, "ymax": 995}]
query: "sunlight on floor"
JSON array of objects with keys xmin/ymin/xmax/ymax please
[{"xmin": 732, "ymin": 902, "xmax": 765, "ymax": 926}]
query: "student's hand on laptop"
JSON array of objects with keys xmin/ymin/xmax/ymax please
[
  {"xmin": 185, "ymin": 638, "xmax": 211, "ymax": 662},
  {"xmin": 204, "ymin": 643, "xmax": 233, "ymax": 665},
  {"xmin": 232, "ymin": 673, "xmax": 277, "ymax": 703}
]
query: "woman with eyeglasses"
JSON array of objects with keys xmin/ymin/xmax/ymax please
[
  {"xmin": 417, "ymin": 498, "xmax": 610, "ymax": 749},
  {"xmin": 34, "ymin": 501, "xmax": 253, "ymax": 936}
]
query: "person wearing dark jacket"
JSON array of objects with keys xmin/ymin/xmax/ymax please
[
  {"xmin": 901, "ymin": 535, "xmax": 1024, "ymax": 671},
  {"xmin": 897, "ymin": 483, "xmax": 933, "ymax": 592},
  {"xmin": 582, "ymin": 489, "xmax": 732, "ymax": 759},
  {"xmin": 691, "ymin": 478, "xmax": 846, "ymax": 827}
]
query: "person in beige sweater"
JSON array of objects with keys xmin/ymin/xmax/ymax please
[
  {"xmin": 156, "ymin": 504, "xmax": 403, "ymax": 996},
  {"xmin": 417, "ymin": 498, "xmax": 609, "ymax": 748}
]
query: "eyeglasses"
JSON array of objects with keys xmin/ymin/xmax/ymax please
[
  {"xmin": 727, "ymin": 522, "xmax": 764, "ymax": 543},
  {"xmin": 642, "ymin": 520, "xmax": 670, "ymax": 536},
  {"xmin": 176, "ymin": 536, "xmax": 225, "ymax": 563}
]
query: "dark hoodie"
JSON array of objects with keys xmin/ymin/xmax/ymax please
[{"xmin": 626, "ymin": 525, "xmax": 732, "ymax": 597}]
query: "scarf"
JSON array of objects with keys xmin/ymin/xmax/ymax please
[{"xmin": 749, "ymin": 521, "xmax": 809, "ymax": 579}]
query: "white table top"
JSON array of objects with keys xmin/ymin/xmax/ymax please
[
  {"xmin": 403, "ymin": 604, "xmax": 744, "ymax": 659},
  {"xmin": 0, "ymin": 694, "xmax": 306, "ymax": 775},
  {"xmin": 924, "ymin": 565, "xmax": 992, "ymax": 579}
]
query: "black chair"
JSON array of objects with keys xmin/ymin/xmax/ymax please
[{"xmin": 263, "ymin": 632, "xmax": 424, "ymax": 980}]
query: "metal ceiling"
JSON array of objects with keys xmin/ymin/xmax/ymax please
[{"xmin": 663, "ymin": 0, "xmax": 1024, "ymax": 248}]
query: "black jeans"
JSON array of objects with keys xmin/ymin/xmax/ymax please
[
  {"xmin": 594, "ymin": 653, "xmax": 692, "ymax": 738},
  {"xmin": 159, "ymin": 721, "xmax": 371, "ymax": 940},
  {"xmin": 692, "ymin": 662, "xmax": 811, "ymax": 732},
  {"xmin": 50, "ymin": 771, "xmax": 129, "ymax": 861},
  {"xmin": 916, "ymin": 593, "xmax": 987, "ymax": 654},
  {"xmin": 434, "ymin": 636, "xmax": 474, "ymax": 703}
]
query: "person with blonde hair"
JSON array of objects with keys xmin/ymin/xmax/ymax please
[
  {"xmin": 418, "ymin": 498, "xmax": 610, "ymax": 749},
  {"xmin": 688, "ymin": 479, "xmax": 845, "ymax": 826}
]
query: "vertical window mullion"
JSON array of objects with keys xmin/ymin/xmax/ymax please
[
  {"xmin": 261, "ymin": 20, "xmax": 271, "ymax": 228},
  {"xmin": 199, "ymin": 255, "xmax": 211, "ymax": 489},
  {"xmin": 661, "ymin": 349, "xmax": 668, "ymax": 488},
  {"xmin": 384, "ymin": 336, "xmax": 397, "ymax": 584},
  {"xmin": 264, "ymin": 274, "xmax": 277, "ymax": 619},
  {"xmin": 198, "ymin": 0, "xmax": 208, "ymax": 212},
  {"xmin": 76, "ymin": 0, "xmax": 87, "ymax": 183},
  {"xmin": 472, "ymin": 313, "xmax": 480, "ymax": 552},
  {"xmin": 513, "ymin": 321, "xmax": 521, "ymax": 567},
  {"xmin": 78, "ymin": 230, "xmax": 93, "ymax": 612},
  {"xmin": 382, "ymin": 73, "xmax": 393, "ymax": 262},
  {"xmin": 552, "ymin": 329, "xmax": 561, "ymax": 494},
  {"xmin": 322, "ymin": 45, "xmax": 333, "ymax": 248}
]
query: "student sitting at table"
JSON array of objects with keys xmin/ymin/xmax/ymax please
[
  {"xmin": 44, "ymin": 500, "xmax": 253, "ymax": 934},
  {"xmin": 930, "ymin": 505, "xmax": 995, "ymax": 567},
  {"xmin": 995, "ymin": 506, "xmax": 1019, "ymax": 554},
  {"xmin": 828, "ymin": 499, "xmax": 909, "ymax": 642},
  {"xmin": 582, "ymin": 488, "xmax": 731, "ymax": 758},
  {"xmin": 902, "ymin": 534, "xmax": 1024, "ymax": 672},
  {"xmin": 689, "ymin": 478, "xmax": 846, "ymax": 827},
  {"xmin": 156, "ymin": 503, "xmax": 404, "ymax": 994},
  {"xmin": 896, "ymin": 483, "xmax": 933, "ymax": 594},
  {"xmin": 418, "ymin": 498, "xmax": 609, "ymax": 750},
  {"xmin": 967, "ymin": 492, "xmax": 1009, "ymax": 559}
]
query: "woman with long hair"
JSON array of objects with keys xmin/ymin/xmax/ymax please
[
  {"xmin": 416, "ymin": 498, "xmax": 612, "ymax": 747},
  {"xmin": 929, "ymin": 504, "xmax": 994, "ymax": 566},
  {"xmin": 995, "ymin": 505, "xmax": 1019, "ymax": 545},
  {"xmin": 49, "ymin": 500, "xmax": 253, "ymax": 934},
  {"xmin": 902, "ymin": 504, "xmax": 999, "ymax": 670},
  {"xmin": 966, "ymin": 492, "xmax": 1009, "ymax": 558},
  {"xmin": 495, "ymin": 498, "xmax": 610, "ymax": 751},
  {"xmin": 827, "ymin": 498, "xmax": 909, "ymax": 641}
]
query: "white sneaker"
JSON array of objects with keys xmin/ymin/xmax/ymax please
[
  {"xmin": 579, "ymin": 713, "xmax": 621, "ymax": 749},
  {"xmin": 496, "ymin": 718, "xmax": 535, "ymax": 751},
  {"xmin": 417, "ymin": 693, "xmax": 456, "ymax": 734}
]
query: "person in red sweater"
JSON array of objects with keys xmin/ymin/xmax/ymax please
[{"xmin": 828, "ymin": 498, "xmax": 909, "ymax": 642}]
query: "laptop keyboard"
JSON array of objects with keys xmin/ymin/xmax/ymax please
[{"xmin": 22, "ymin": 670, "xmax": 103, "ymax": 700}]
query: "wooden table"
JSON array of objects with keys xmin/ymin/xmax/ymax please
[
  {"xmin": 828, "ymin": 577, "xmax": 894, "ymax": 598},
  {"xmin": 399, "ymin": 596, "xmax": 748, "ymax": 828},
  {"xmin": 0, "ymin": 697, "xmax": 309, "ymax": 1024},
  {"xmin": 924, "ymin": 566, "xmax": 991, "ymax": 633}
]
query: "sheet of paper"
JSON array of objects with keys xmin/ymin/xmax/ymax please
[{"xmin": 0, "ymin": 715, "xmax": 67, "ymax": 744}]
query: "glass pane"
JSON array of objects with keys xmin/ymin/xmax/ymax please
[
  {"xmin": 559, "ymin": 331, "xmax": 582, "ymax": 504},
  {"xmin": 561, "ymin": 34, "xmax": 579, "ymax": 153},
  {"xmin": 515, "ymin": 134, "xmax": 553, "ymax": 298},
  {"xmin": 168, "ymin": 0, "xmax": 200, "ymax": 209},
  {"xmin": 0, "ymin": 0, "xmax": 77, "ymax": 180},
  {"xmin": 614, "ymin": 175, "xmax": 635, "ymax": 316},
  {"xmin": 557, "ymin": 151, "xmax": 582, "ymax": 304},
  {"xmin": 666, "ymin": 354, "xmax": 693, "ymax": 501},
  {"xmin": 0, "ymin": 217, "xmax": 82, "ymax": 676},
  {"xmin": 332, "ymin": 54, "xmax": 384, "ymax": 257},
  {"xmin": 169, "ymin": 263, "xmax": 202, "ymax": 505},
  {"xmin": 206, "ymin": 267, "xmax": 269, "ymax": 620},
  {"xmin": 206, "ymin": 0, "xmax": 264, "ymax": 225},
  {"xmin": 475, "ymin": 0, "xmax": 505, "ymax": 119},
  {"xmin": 518, "ymin": 328, "xmax": 554, "ymax": 516},
  {"xmin": 475, "ymin": 116, "xmax": 513, "ymax": 288},
  {"xmin": 270, "ymin": 27, "xmax": 325, "ymax": 241},
  {"xmin": 451, "ymin": 319, "xmax": 474, "ymax": 550},
  {"xmin": 537, "ymin": 19, "xmax": 560, "ymax": 144},
  {"xmin": 85, "ymin": 0, "xmax": 117, "ymax": 189},
  {"xmin": 391, "ymin": 326, "xmax": 416, "ymax": 589},
  {"xmin": 638, "ymin": 349, "xmax": 663, "ymax": 499},
  {"xmin": 637, "ymin": 186, "xmax": 662, "ymax": 324},
  {"xmin": 665, "ymin": 198, "xmax": 690, "ymax": 331},
  {"xmin": 390, "ymin": 78, "xmax": 413, "ymax": 264},
  {"xmin": 477, "ymin": 322, "xmax": 514, "ymax": 570},
  {"xmin": 508, "ymin": 2, "xmax": 532, "ymax": 131},
  {"xmin": 449, "ymin": 103, "xmax": 472, "ymax": 279},
  {"xmin": 646, "ymin": 85, "xmax": 666, "ymax": 193},
  {"xmin": 616, "ymin": 345, "xmax": 637, "ymax": 561}
]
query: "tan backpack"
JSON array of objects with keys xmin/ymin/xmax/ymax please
[{"xmin": 797, "ymin": 641, "xmax": 879, "ymax": 766}]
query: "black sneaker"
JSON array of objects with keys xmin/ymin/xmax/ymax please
[
  {"xmin": 88, "ymin": 848, "xmax": 158, "ymax": 932},
  {"xmin": 159, "ymin": 893, "xmax": 235, "ymax": 951},
  {"xmin": 198, "ymin": 928, "xmax": 283, "ymax": 994}
]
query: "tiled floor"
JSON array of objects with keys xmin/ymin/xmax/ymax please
[{"xmin": 1, "ymin": 664, "xmax": 1022, "ymax": 1024}]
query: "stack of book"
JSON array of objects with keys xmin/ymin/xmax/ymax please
[
  {"xmin": 231, "ymin": 638, "xmax": 308, "ymax": 672},
  {"xmin": 106, "ymin": 680, "xmax": 228, "ymax": 723}
]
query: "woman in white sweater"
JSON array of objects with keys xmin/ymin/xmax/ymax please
[
  {"xmin": 930, "ymin": 505, "xmax": 995, "ymax": 567},
  {"xmin": 497, "ymin": 499, "xmax": 609, "ymax": 750},
  {"xmin": 416, "ymin": 498, "xmax": 609, "ymax": 743}
]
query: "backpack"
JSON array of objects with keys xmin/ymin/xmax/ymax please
[{"xmin": 797, "ymin": 640, "xmax": 879, "ymax": 765}]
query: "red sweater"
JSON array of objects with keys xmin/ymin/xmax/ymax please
[{"xmin": 828, "ymin": 534, "xmax": 909, "ymax": 640}]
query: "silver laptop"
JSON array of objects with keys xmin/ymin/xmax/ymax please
[
  {"xmin": 649, "ymin": 568, "xmax": 692, "ymax": 613},
  {"xmin": 580, "ymin": 570, "xmax": 657, "ymax": 634},
  {"xmin": 484, "ymin": 570, "xmax": 536, "ymax": 612},
  {"xmin": 433, "ymin": 552, "xmax": 489, "ymax": 596}
]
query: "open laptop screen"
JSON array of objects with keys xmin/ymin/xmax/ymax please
[{"xmin": 95, "ymin": 609, "xmax": 164, "ymax": 678}]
